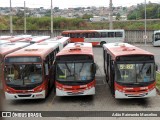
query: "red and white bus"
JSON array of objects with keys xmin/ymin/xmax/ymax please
[
  {"xmin": 3, "ymin": 43, "xmax": 59, "ymax": 100},
  {"xmin": 55, "ymin": 43, "xmax": 96, "ymax": 96},
  {"xmin": 45, "ymin": 36, "xmax": 70, "ymax": 50},
  {"xmin": 3, "ymin": 42, "xmax": 59, "ymax": 100},
  {"xmin": 62, "ymin": 29, "xmax": 125, "ymax": 46},
  {"xmin": 103, "ymin": 43, "xmax": 158, "ymax": 99}
]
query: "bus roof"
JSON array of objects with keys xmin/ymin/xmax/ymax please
[
  {"xmin": 0, "ymin": 40, "xmax": 10, "ymax": 45},
  {"xmin": 0, "ymin": 36, "xmax": 13, "ymax": 40},
  {"xmin": 45, "ymin": 37, "xmax": 70, "ymax": 44},
  {"xmin": 103, "ymin": 43, "xmax": 153, "ymax": 60},
  {"xmin": 62, "ymin": 29, "xmax": 124, "ymax": 34},
  {"xmin": 30, "ymin": 36, "xmax": 50, "ymax": 43},
  {"xmin": 5, "ymin": 42, "xmax": 59, "ymax": 60},
  {"xmin": 0, "ymin": 42, "xmax": 30, "ymax": 59},
  {"xmin": 56, "ymin": 43, "xmax": 93, "ymax": 57},
  {"xmin": 5, "ymin": 36, "xmax": 27, "ymax": 42},
  {"xmin": 154, "ymin": 30, "xmax": 160, "ymax": 34}
]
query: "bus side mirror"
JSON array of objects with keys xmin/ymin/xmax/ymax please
[
  {"xmin": 156, "ymin": 64, "xmax": 158, "ymax": 71},
  {"xmin": 45, "ymin": 64, "xmax": 49, "ymax": 75},
  {"xmin": 92, "ymin": 63, "xmax": 98, "ymax": 74}
]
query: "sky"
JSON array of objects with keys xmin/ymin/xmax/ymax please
[{"xmin": 0, "ymin": 0, "xmax": 159, "ymax": 9}]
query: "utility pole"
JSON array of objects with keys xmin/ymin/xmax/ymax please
[
  {"xmin": 144, "ymin": 0, "xmax": 147, "ymax": 45},
  {"xmin": 24, "ymin": 1, "xmax": 26, "ymax": 34},
  {"xmin": 109, "ymin": 0, "xmax": 113, "ymax": 29},
  {"xmin": 51, "ymin": 0, "xmax": 53, "ymax": 37},
  {"xmin": 10, "ymin": 0, "xmax": 13, "ymax": 35}
]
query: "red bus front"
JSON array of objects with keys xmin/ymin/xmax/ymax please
[
  {"xmin": 3, "ymin": 56, "xmax": 49, "ymax": 100},
  {"xmin": 55, "ymin": 55, "xmax": 96, "ymax": 96},
  {"xmin": 114, "ymin": 56, "xmax": 156, "ymax": 98}
]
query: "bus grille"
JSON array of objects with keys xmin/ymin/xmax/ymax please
[
  {"xmin": 18, "ymin": 94, "xmax": 32, "ymax": 97},
  {"xmin": 67, "ymin": 92, "xmax": 84, "ymax": 95}
]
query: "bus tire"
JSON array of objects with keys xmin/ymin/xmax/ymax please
[{"xmin": 100, "ymin": 41, "xmax": 106, "ymax": 46}]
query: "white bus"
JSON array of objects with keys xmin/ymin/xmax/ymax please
[
  {"xmin": 152, "ymin": 30, "xmax": 160, "ymax": 46},
  {"xmin": 62, "ymin": 29, "xmax": 125, "ymax": 46}
]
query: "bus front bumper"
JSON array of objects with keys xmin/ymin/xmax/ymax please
[
  {"xmin": 5, "ymin": 90, "xmax": 46, "ymax": 100},
  {"xmin": 115, "ymin": 88, "xmax": 156, "ymax": 99},
  {"xmin": 56, "ymin": 87, "xmax": 95, "ymax": 96}
]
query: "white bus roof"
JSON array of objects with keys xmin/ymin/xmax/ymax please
[
  {"xmin": 30, "ymin": 36, "xmax": 50, "ymax": 42},
  {"xmin": 14, "ymin": 35, "xmax": 32, "ymax": 38},
  {"xmin": 0, "ymin": 42, "xmax": 30, "ymax": 55},
  {"xmin": 154, "ymin": 30, "xmax": 160, "ymax": 33},
  {"xmin": 45, "ymin": 37, "xmax": 70, "ymax": 44},
  {"xmin": 66, "ymin": 42, "xmax": 92, "ymax": 48},
  {"xmin": 0, "ymin": 40, "xmax": 10, "ymax": 45},
  {"xmin": 0, "ymin": 36, "xmax": 13, "ymax": 40}
]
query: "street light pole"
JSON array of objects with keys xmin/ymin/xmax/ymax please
[
  {"xmin": 144, "ymin": 0, "xmax": 147, "ymax": 45},
  {"xmin": 51, "ymin": 0, "xmax": 53, "ymax": 37},
  {"xmin": 109, "ymin": 0, "xmax": 113, "ymax": 29},
  {"xmin": 10, "ymin": 0, "xmax": 13, "ymax": 35},
  {"xmin": 158, "ymin": 7, "xmax": 160, "ymax": 19},
  {"xmin": 24, "ymin": 1, "xmax": 26, "ymax": 34}
]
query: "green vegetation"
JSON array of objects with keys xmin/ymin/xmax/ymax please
[
  {"xmin": 156, "ymin": 72, "xmax": 160, "ymax": 90},
  {"xmin": 127, "ymin": 3, "xmax": 160, "ymax": 20},
  {"xmin": 0, "ymin": 16, "xmax": 160, "ymax": 30}
]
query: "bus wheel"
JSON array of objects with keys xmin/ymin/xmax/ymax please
[{"xmin": 100, "ymin": 41, "xmax": 106, "ymax": 46}]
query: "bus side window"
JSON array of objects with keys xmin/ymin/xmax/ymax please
[
  {"xmin": 95, "ymin": 33, "xmax": 100, "ymax": 38},
  {"xmin": 88, "ymin": 33, "xmax": 92, "ymax": 38},
  {"xmin": 101, "ymin": 32, "xmax": 108, "ymax": 38},
  {"xmin": 80, "ymin": 33, "xmax": 84, "ymax": 38},
  {"xmin": 84, "ymin": 33, "xmax": 88, "ymax": 38},
  {"xmin": 108, "ymin": 32, "xmax": 114, "ymax": 37},
  {"xmin": 115, "ymin": 32, "xmax": 122, "ymax": 37},
  {"xmin": 70, "ymin": 33, "xmax": 75, "ymax": 38}
]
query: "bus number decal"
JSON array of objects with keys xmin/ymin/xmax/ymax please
[{"xmin": 119, "ymin": 64, "xmax": 134, "ymax": 70}]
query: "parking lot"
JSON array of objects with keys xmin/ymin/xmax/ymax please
[{"xmin": 0, "ymin": 44, "xmax": 160, "ymax": 119}]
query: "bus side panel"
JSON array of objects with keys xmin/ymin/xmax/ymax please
[{"xmin": 70, "ymin": 38, "xmax": 84, "ymax": 43}]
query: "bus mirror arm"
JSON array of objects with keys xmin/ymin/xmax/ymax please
[
  {"xmin": 156, "ymin": 64, "xmax": 158, "ymax": 71},
  {"xmin": 93, "ymin": 63, "xmax": 98, "ymax": 74},
  {"xmin": 45, "ymin": 64, "xmax": 49, "ymax": 75}
]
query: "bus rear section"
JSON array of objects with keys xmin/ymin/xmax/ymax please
[
  {"xmin": 152, "ymin": 30, "xmax": 160, "ymax": 46},
  {"xmin": 3, "ymin": 42, "xmax": 59, "ymax": 100},
  {"xmin": 55, "ymin": 43, "xmax": 96, "ymax": 96},
  {"xmin": 103, "ymin": 43, "xmax": 157, "ymax": 99}
]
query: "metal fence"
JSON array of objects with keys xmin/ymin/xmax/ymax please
[{"xmin": 0, "ymin": 30, "xmax": 154, "ymax": 43}]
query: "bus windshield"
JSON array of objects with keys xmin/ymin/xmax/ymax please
[
  {"xmin": 56, "ymin": 62, "xmax": 94, "ymax": 81},
  {"xmin": 115, "ymin": 63, "xmax": 155, "ymax": 83},
  {"xmin": 5, "ymin": 64, "xmax": 42, "ymax": 86},
  {"xmin": 155, "ymin": 33, "xmax": 160, "ymax": 41}
]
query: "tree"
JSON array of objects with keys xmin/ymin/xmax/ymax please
[
  {"xmin": 82, "ymin": 14, "xmax": 93, "ymax": 20},
  {"xmin": 116, "ymin": 13, "xmax": 121, "ymax": 20}
]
